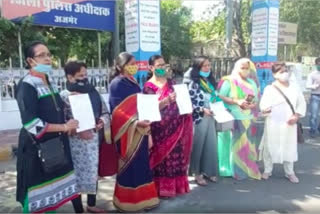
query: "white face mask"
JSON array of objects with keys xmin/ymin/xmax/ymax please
[{"xmin": 276, "ymin": 72, "xmax": 290, "ymax": 82}]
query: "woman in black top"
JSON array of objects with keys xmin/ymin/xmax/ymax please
[{"xmin": 15, "ymin": 41, "xmax": 79, "ymax": 213}]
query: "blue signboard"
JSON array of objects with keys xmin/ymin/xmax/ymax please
[
  {"xmin": 2, "ymin": 0, "xmax": 115, "ymax": 32},
  {"xmin": 251, "ymin": 0, "xmax": 279, "ymax": 92}
]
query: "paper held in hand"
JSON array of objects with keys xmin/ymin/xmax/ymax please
[
  {"xmin": 210, "ymin": 101, "xmax": 234, "ymax": 122},
  {"xmin": 69, "ymin": 93, "xmax": 96, "ymax": 133},
  {"xmin": 173, "ymin": 84, "xmax": 193, "ymax": 115},
  {"xmin": 210, "ymin": 101, "xmax": 234, "ymax": 132},
  {"xmin": 137, "ymin": 94, "xmax": 161, "ymax": 122}
]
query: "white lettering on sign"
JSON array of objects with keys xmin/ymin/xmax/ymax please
[
  {"xmin": 54, "ymin": 15, "xmax": 78, "ymax": 24},
  {"xmin": 9, "ymin": 0, "xmax": 110, "ymax": 16}
]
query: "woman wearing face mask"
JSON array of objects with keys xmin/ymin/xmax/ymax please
[
  {"xmin": 183, "ymin": 56, "xmax": 219, "ymax": 186},
  {"xmin": 259, "ymin": 62, "xmax": 306, "ymax": 183},
  {"xmin": 218, "ymin": 58, "xmax": 261, "ymax": 180},
  {"xmin": 143, "ymin": 55, "xmax": 193, "ymax": 197},
  {"xmin": 60, "ymin": 61, "xmax": 110, "ymax": 213},
  {"xmin": 109, "ymin": 52, "xmax": 159, "ymax": 212},
  {"xmin": 15, "ymin": 41, "xmax": 80, "ymax": 213}
]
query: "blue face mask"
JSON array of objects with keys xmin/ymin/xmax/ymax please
[
  {"xmin": 199, "ymin": 70, "xmax": 210, "ymax": 78},
  {"xmin": 33, "ymin": 64, "xmax": 52, "ymax": 75}
]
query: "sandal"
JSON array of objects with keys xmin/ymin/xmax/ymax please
[
  {"xmin": 262, "ymin": 172, "xmax": 271, "ymax": 180},
  {"xmin": 208, "ymin": 176, "xmax": 218, "ymax": 183},
  {"xmin": 285, "ymin": 174, "xmax": 299, "ymax": 184},
  {"xmin": 87, "ymin": 206, "xmax": 107, "ymax": 213},
  {"xmin": 195, "ymin": 175, "xmax": 208, "ymax": 186}
]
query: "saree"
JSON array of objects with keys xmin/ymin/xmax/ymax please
[
  {"xmin": 218, "ymin": 76, "xmax": 261, "ymax": 180},
  {"xmin": 143, "ymin": 80, "xmax": 193, "ymax": 197},
  {"xmin": 109, "ymin": 76, "xmax": 159, "ymax": 212}
]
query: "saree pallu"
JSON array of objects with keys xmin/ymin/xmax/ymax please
[
  {"xmin": 232, "ymin": 119, "xmax": 261, "ymax": 180},
  {"xmin": 144, "ymin": 81, "xmax": 193, "ymax": 198},
  {"xmin": 217, "ymin": 131, "xmax": 233, "ymax": 177},
  {"xmin": 111, "ymin": 94, "xmax": 159, "ymax": 212}
]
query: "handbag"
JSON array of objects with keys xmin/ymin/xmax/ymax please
[
  {"xmin": 273, "ymin": 85, "xmax": 304, "ymax": 144},
  {"xmin": 98, "ymin": 132, "xmax": 118, "ymax": 177},
  {"xmin": 27, "ymin": 87, "xmax": 69, "ymax": 173},
  {"xmin": 37, "ymin": 136, "xmax": 68, "ymax": 173}
]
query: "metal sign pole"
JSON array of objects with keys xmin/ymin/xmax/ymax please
[
  {"xmin": 18, "ymin": 30, "xmax": 23, "ymax": 69},
  {"xmin": 225, "ymin": 0, "xmax": 233, "ymax": 57},
  {"xmin": 113, "ymin": 0, "xmax": 120, "ymax": 60},
  {"xmin": 98, "ymin": 32, "xmax": 102, "ymax": 69}
]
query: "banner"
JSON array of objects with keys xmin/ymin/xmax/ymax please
[
  {"xmin": 125, "ymin": 0, "xmax": 161, "ymax": 87},
  {"xmin": 251, "ymin": 0, "xmax": 279, "ymax": 93},
  {"xmin": 1, "ymin": 0, "xmax": 115, "ymax": 32}
]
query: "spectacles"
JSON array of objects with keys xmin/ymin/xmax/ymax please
[
  {"xmin": 34, "ymin": 53, "xmax": 52, "ymax": 59},
  {"xmin": 155, "ymin": 63, "xmax": 166, "ymax": 68}
]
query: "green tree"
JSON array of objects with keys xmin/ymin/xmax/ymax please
[
  {"xmin": 279, "ymin": 0, "xmax": 320, "ymax": 58},
  {"xmin": 160, "ymin": 0, "xmax": 193, "ymax": 61}
]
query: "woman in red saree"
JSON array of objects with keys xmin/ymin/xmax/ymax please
[
  {"xmin": 143, "ymin": 55, "xmax": 193, "ymax": 198},
  {"xmin": 109, "ymin": 52, "xmax": 159, "ymax": 212}
]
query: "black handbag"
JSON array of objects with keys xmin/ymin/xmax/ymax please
[
  {"xmin": 27, "ymin": 86, "xmax": 69, "ymax": 173},
  {"xmin": 273, "ymin": 85, "xmax": 304, "ymax": 144},
  {"xmin": 36, "ymin": 136, "xmax": 68, "ymax": 173}
]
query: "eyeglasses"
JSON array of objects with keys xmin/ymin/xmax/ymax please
[
  {"xmin": 34, "ymin": 52, "xmax": 52, "ymax": 59},
  {"xmin": 155, "ymin": 63, "xmax": 166, "ymax": 68}
]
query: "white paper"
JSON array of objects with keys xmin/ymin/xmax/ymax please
[
  {"xmin": 69, "ymin": 94, "xmax": 96, "ymax": 133},
  {"xmin": 137, "ymin": 94, "xmax": 161, "ymax": 122},
  {"xmin": 270, "ymin": 102, "xmax": 291, "ymax": 124},
  {"xmin": 210, "ymin": 101, "xmax": 234, "ymax": 123},
  {"xmin": 173, "ymin": 84, "xmax": 193, "ymax": 115}
]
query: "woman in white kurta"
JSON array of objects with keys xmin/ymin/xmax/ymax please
[{"xmin": 259, "ymin": 62, "xmax": 306, "ymax": 183}]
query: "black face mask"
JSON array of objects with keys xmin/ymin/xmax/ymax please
[
  {"xmin": 66, "ymin": 78, "xmax": 102, "ymax": 119},
  {"xmin": 66, "ymin": 78, "xmax": 95, "ymax": 93}
]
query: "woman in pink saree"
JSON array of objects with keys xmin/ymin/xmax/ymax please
[{"xmin": 143, "ymin": 55, "xmax": 193, "ymax": 198}]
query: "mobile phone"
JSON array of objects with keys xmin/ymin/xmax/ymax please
[{"xmin": 245, "ymin": 94, "xmax": 254, "ymax": 103}]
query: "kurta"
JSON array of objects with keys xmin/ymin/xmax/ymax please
[
  {"xmin": 60, "ymin": 90, "xmax": 110, "ymax": 194},
  {"xmin": 259, "ymin": 84, "xmax": 306, "ymax": 163},
  {"xmin": 16, "ymin": 73, "xmax": 78, "ymax": 213}
]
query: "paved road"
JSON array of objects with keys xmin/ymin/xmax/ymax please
[
  {"xmin": 1, "ymin": 136, "xmax": 320, "ymax": 213},
  {"xmin": 1, "ymin": 109, "xmax": 320, "ymax": 213}
]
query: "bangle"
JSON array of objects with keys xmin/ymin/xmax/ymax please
[{"xmin": 64, "ymin": 124, "xmax": 68, "ymax": 132}]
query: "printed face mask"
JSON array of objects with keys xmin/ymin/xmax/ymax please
[{"xmin": 125, "ymin": 65, "xmax": 138, "ymax": 75}]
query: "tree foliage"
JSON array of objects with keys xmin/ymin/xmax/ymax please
[
  {"xmin": 160, "ymin": 0, "xmax": 193, "ymax": 61},
  {"xmin": 0, "ymin": 0, "xmax": 193, "ymax": 67},
  {"xmin": 279, "ymin": 0, "xmax": 320, "ymax": 58}
]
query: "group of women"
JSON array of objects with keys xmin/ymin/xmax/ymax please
[{"xmin": 15, "ymin": 41, "xmax": 306, "ymax": 213}]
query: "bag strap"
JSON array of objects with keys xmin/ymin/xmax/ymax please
[{"xmin": 273, "ymin": 84, "xmax": 295, "ymax": 114}]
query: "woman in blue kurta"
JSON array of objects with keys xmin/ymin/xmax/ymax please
[{"xmin": 109, "ymin": 52, "xmax": 159, "ymax": 212}]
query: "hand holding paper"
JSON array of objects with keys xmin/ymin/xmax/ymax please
[
  {"xmin": 173, "ymin": 84, "xmax": 193, "ymax": 115},
  {"xmin": 69, "ymin": 93, "xmax": 96, "ymax": 133},
  {"xmin": 137, "ymin": 94, "xmax": 161, "ymax": 122},
  {"xmin": 210, "ymin": 101, "xmax": 234, "ymax": 123}
]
